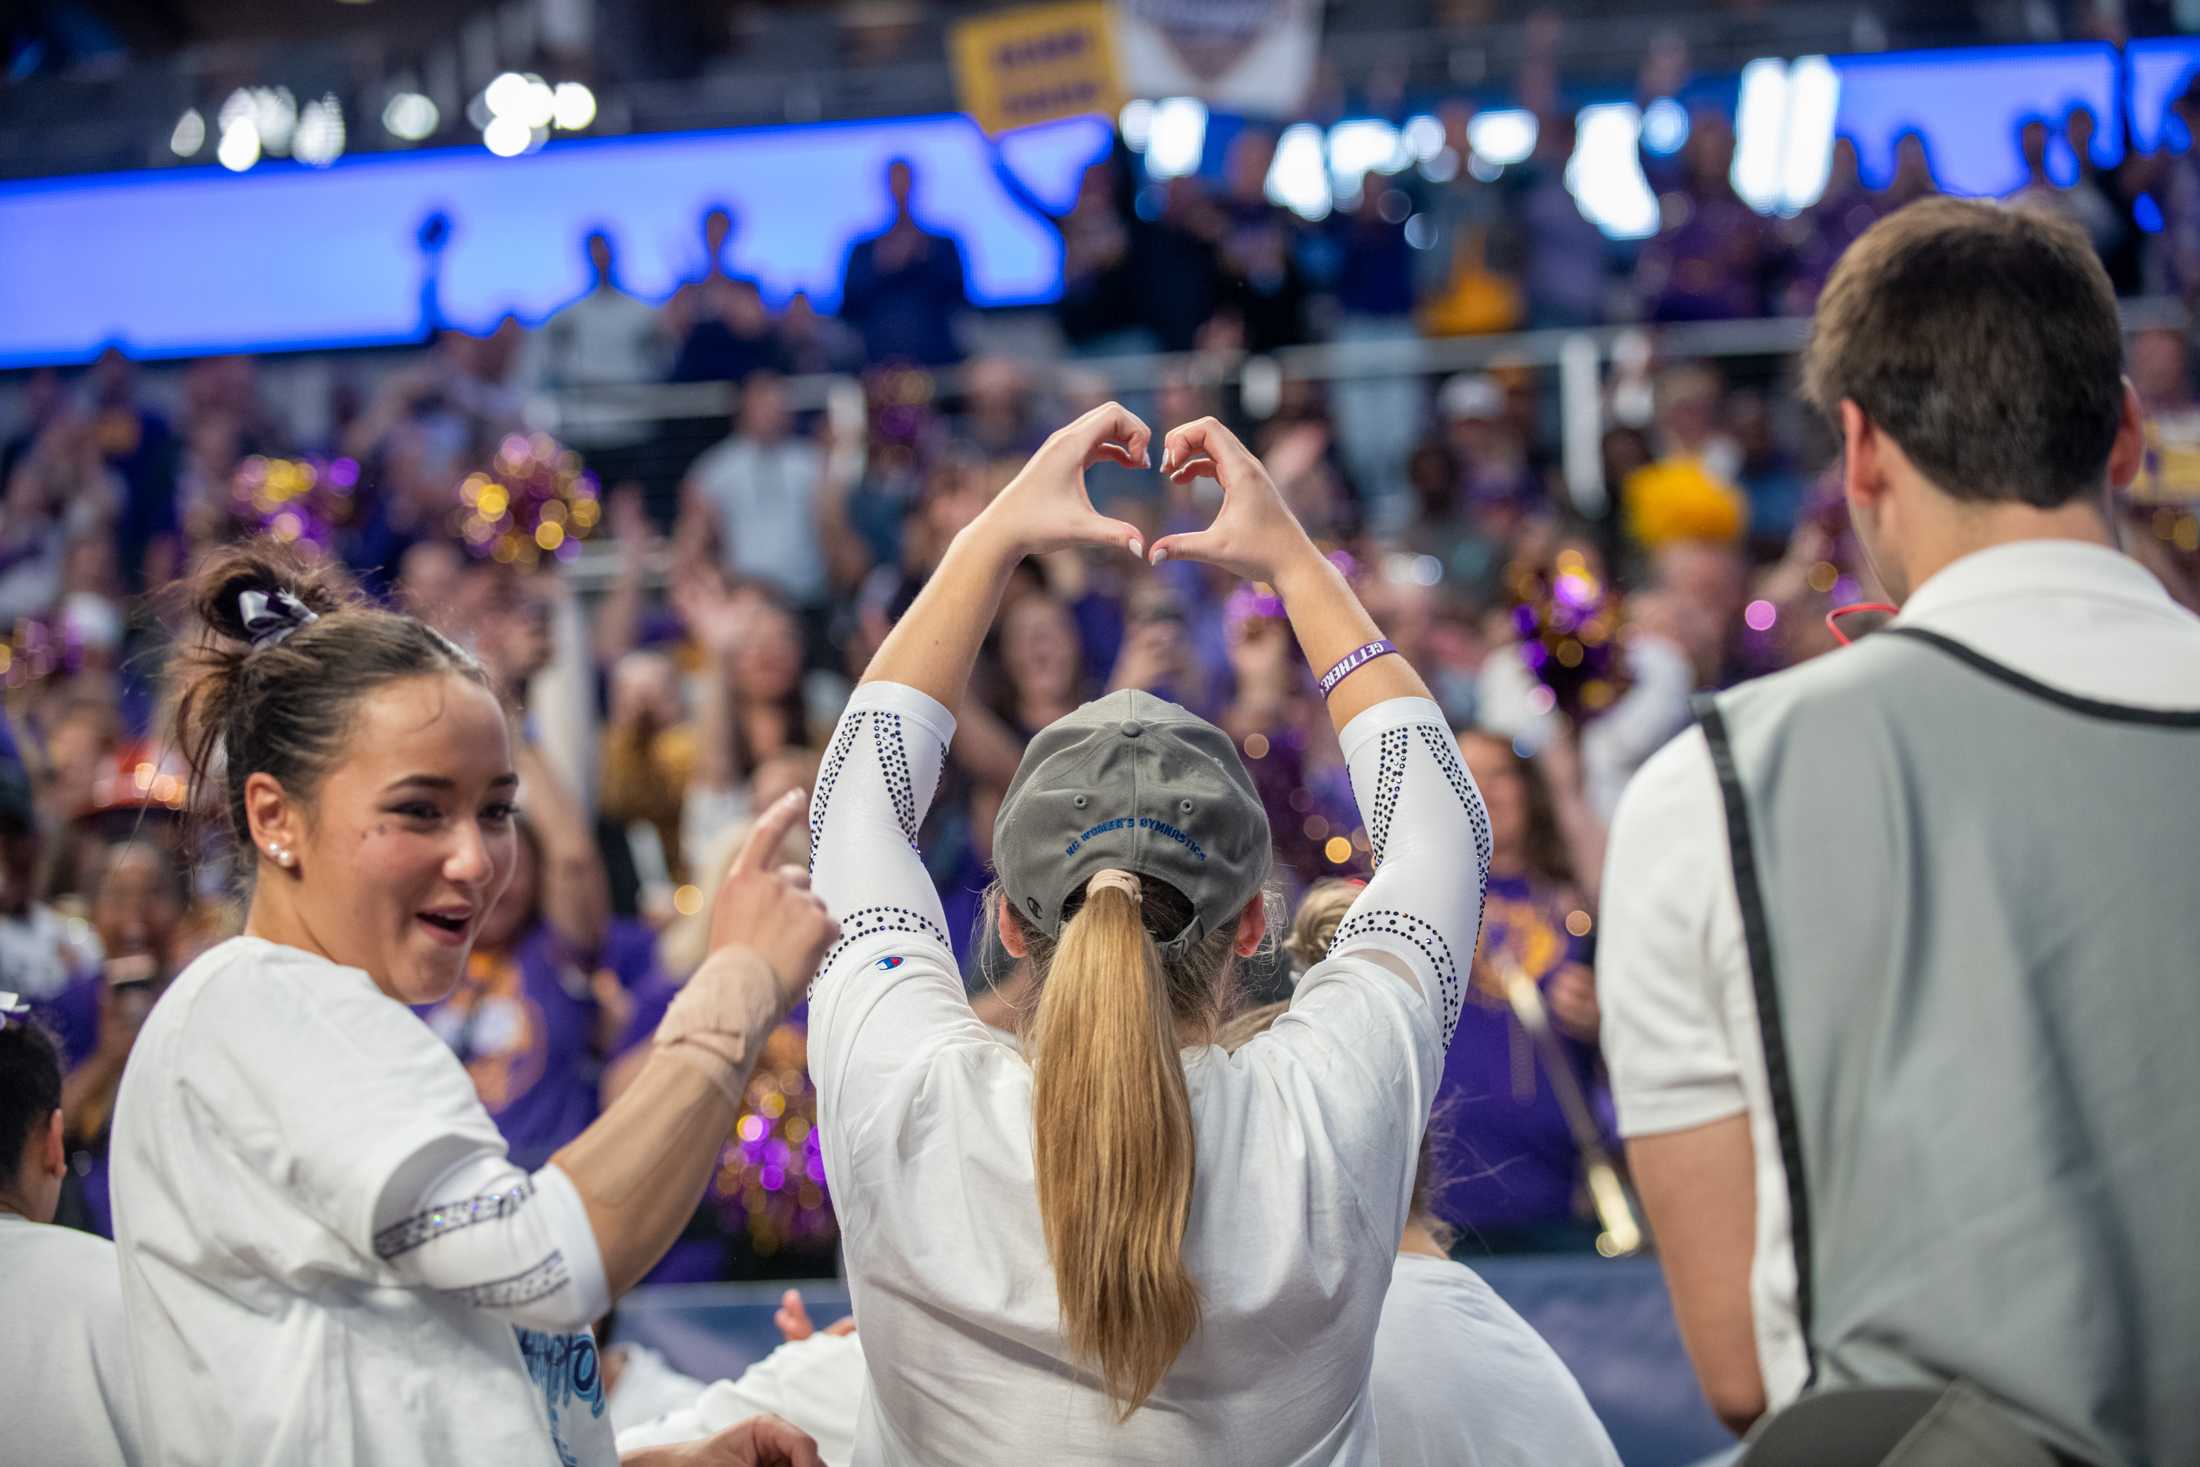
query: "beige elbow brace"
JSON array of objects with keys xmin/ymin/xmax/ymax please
[{"xmin": 654, "ymin": 946, "xmax": 787, "ymax": 1110}]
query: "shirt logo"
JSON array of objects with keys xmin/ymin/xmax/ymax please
[{"xmin": 875, "ymin": 955, "xmax": 905, "ymax": 971}]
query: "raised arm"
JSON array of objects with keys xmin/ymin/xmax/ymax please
[
  {"xmin": 1152, "ymin": 417, "xmax": 1430, "ymax": 730},
  {"xmin": 805, "ymin": 405, "xmax": 1151, "ymax": 985},
  {"xmin": 550, "ymin": 791, "xmax": 837, "ymax": 1297},
  {"xmin": 1152, "ymin": 418, "xmax": 1490, "ymax": 1045},
  {"xmin": 857, "ymin": 401, "xmax": 1149, "ymax": 703}
]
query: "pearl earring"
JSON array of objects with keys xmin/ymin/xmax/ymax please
[{"xmin": 267, "ymin": 844, "xmax": 291, "ymax": 867}]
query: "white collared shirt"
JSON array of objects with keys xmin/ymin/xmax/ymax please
[{"xmin": 1597, "ymin": 538, "xmax": 2200, "ymax": 1409}]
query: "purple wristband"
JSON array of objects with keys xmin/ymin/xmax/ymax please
[{"xmin": 1317, "ymin": 638, "xmax": 1397, "ymax": 697}]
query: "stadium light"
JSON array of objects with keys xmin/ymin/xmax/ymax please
[
  {"xmin": 383, "ymin": 92, "xmax": 439, "ymax": 142},
  {"xmin": 552, "ymin": 81, "xmax": 596, "ymax": 131},
  {"xmin": 216, "ymin": 118, "xmax": 261, "ymax": 172},
  {"xmin": 1567, "ymin": 103, "xmax": 1658, "ymax": 239},
  {"xmin": 1145, "ymin": 97, "xmax": 1207, "ymax": 179},
  {"xmin": 483, "ymin": 114, "xmax": 533, "ymax": 158},
  {"xmin": 1266, "ymin": 122, "xmax": 1331, "ymax": 220},
  {"xmin": 294, "ymin": 95, "xmax": 346, "ymax": 167},
  {"xmin": 484, "ymin": 72, "xmax": 533, "ymax": 122},
  {"xmin": 1467, "ymin": 109, "xmax": 1537, "ymax": 168},
  {"xmin": 171, "ymin": 109, "xmax": 207, "ymax": 157}
]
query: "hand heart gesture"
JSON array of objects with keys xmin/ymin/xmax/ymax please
[
  {"xmin": 1148, "ymin": 417, "xmax": 1316, "ymax": 585},
  {"xmin": 979, "ymin": 401, "xmax": 1151, "ymax": 560}
]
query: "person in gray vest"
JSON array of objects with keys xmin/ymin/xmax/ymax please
[{"xmin": 1598, "ymin": 195, "xmax": 2200, "ymax": 1466}]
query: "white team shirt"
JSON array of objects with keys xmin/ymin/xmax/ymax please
[
  {"xmin": 616, "ymin": 1332, "xmax": 869, "ymax": 1466},
  {"xmin": 1598, "ymin": 539, "xmax": 2200, "ymax": 1409},
  {"xmin": 1371, "ymin": 1253, "xmax": 1619, "ymax": 1467},
  {"xmin": 109, "ymin": 936, "xmax": 616, "ymax": 1466},
  {"xmin": 805, "ymin": 683, "xmax": 1490, "ymax": 1466},
  {"xmin": 0, "ymin": 1210, "xmax": 147, "ymax": 1466}
]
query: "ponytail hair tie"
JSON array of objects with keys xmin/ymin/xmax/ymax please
[
  {"xmin": 238, "ymin": 588, "xmax": 318, "ymax": 651},
  {"xmin": 1085, "ymin": 869, "xmax": 1142, "ymax": 902}
]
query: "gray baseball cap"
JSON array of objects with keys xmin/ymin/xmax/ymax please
[{"xmin": 993, "ymin": 689, "xmax": 1271, "ymax": 949}]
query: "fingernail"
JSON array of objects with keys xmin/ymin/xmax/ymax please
[
  {"xmin": 1152, "ymin": 546, "xmax": 1170, "ymax": 563},
  {"xmin": 1129, "ymin": 538, "xmax": 1144, "ymax": 559}
]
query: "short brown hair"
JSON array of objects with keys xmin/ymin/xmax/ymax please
[{"xmin": 1801, "ymin": 195, "xmax": 2125, "ymax": 508}]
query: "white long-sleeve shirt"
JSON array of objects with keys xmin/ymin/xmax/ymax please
[
  {"xmin": 1598, "ymin": 539, "xmax": 2200, "ymax": 1411},
  {"xmin": 111, "ymin": 937, "xmax": 615, "ymax": 1466},
  {"xmin": 805, "ymin": 682, "xmax": 1489, "ymax": 1466}
]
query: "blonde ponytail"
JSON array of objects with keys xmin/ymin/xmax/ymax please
[{"xmin": 1028, "ymin": 882, "xmax": 1202, "ymax": 1417}]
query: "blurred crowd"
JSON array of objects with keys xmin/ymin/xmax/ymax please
[{"xmin": 8, "ymin": 81, "xmax": 2200, "ymax": 1284}]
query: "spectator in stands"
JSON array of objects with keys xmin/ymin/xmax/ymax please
[
  {"xmin": 1622, "ymin": 366, "xmax": 1749, "ymax": 552},
  {"xmin": 1331, "ymin": 177, "xmax": 1423, "ymax": 510},
  {"xmin": 838, "ymin": 158, "xmax": 968, "ymax": 367},
  {"xmin": 672, "ymin": 274, "xmax": 782, "ymax": 386},
  {"xmin": 0, "ymin": 765, "xmax": 101, "ymax": 1063},
  {"xmin": 1134, "ymin": 175, "xmax": 1225, "ymax": 353},
  {"xmin": 1214, "ymin": 129, "xmax": 1311, "ymax": 353},
  {"xmin": 55, "ymin": 839, "xmax": 191, "ymax": 1237},
  {"xmin": 962, "ymin": 356, "xmax": 1046, "ymax": 470},
  {"xmin": 2063, "ymin": 103, "xmax": 2143, "ymax": 292},
  {"xmin": 2007, "ymin": 115, "xmax": 2058, "ymax": 213},
  {"xmin": 1883, "ymin": 129, "xmax": 1938, "ymax": 208},
  {"xmin": 1727, "ymin": 389, "xmax": 1810, "ymax": 543},
  {"xmin": 1431, "ymin": 731, "xmax": 1609, "ymax": 1253},
  {"xmin": 678, "ymin": 374, "xmax": 830, "ymax": 614},
  {"xmin": 87, "ymin": 349, "xmax": 180, "ymax": 591},
  {"xmin": 1636, "ymin": 112, "xmax": 1778, "ymax": 322},
  {"xmin": 598, "ymin": 650, "xmax": 698, "ymax": 890},
  {"xmin": 1507, "ymin": 110, "xmax": 1610, "ymax": 329},
  {"xmin": 1417, "ymin": 101, "xmax": 1530, "ymax": 338},
  {"xmin": 415, "ymin": 815, "xmax": 666, "ymax": 1171},
  {"xmin": 468, "ymin": 563, "xmax": 614, "ymax": 961},
  {"xmin": 2155, "ymin": 75, "xmax": 2200, "ymax": 300},
  {"xmin": 540, "ymin": 230, "xmax": 667, "ymax": 388},
  {"xmin": 1439, "ymin": 373, "xmax": 1545, "ymax": 573},
  {"xmin": 679, "ymin": 573, "xmax": 833, "ymax": 858},
  {"xmin": 1056, "ymin": 161, "xmax": 1147, "ymax": 357},
  {"xmin": 774, "ymin": 291, "xmax": 862, "ymax": 378},
  {"xmin": 1779, "ymin": 138, "xmax": 1881, "ymax": 314},
  {"xmin": 991, "ymin": 591, "xmax": 1089, "ymax": 739},
  {"xmin": 0, "ymin": 1002, "xmax": 147, "ymax": 1467}
]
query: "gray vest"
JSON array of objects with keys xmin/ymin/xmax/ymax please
[{"xmin": 1700, "ymin": 628, "xmax": 2200, "ymax": 1467}]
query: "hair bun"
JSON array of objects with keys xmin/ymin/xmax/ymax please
[{"xmin": 190, "ymin": 545, "xmax": 348, "ymax": 649}]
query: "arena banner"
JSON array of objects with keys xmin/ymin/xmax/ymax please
[
  {"xmin": 951, "ymin": 2, "xmax": 1124, "ymax": 137},
  {"xmin": 1110, "ymin": 0, "xmax": 1323, "ymax": 116}
]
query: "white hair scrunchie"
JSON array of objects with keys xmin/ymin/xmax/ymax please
[
  {"xmin": 1085, "ymin": 868, "xmax": 1142, "ymax": 902},
  {"xmin": 237, "ymin": 587, "xmax": 319, "ymax": 650}
]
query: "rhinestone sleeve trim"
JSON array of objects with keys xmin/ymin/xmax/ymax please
[
  {"xmin": 817, "ymin": 903, "xmax": 954, "ymax": 978},
  {"xmin": 373, "ymin": 1178, "xmax": 536, "ymax": 1262},
  {"xmin": 876, "ymin": 712, "xmax": 919, "ymax": 846},
  {"xmin": 457, "ymin": 1251, "xmax": 571, "ymax": 1310},
  {"xmin": 1334, "ymin": 907, "xmax": 1465, "ymax": 1045},
  {"xmin": 1414, "ymin": 723, "xmax": 1494, "ymax": 870},
  {"xmin": 1368, "ymin": 728, "xmax": 1409, "ymax": 868},
  {"xmin": 810, "ymin": 713, "xmax": 867, "ymax": 873}
]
